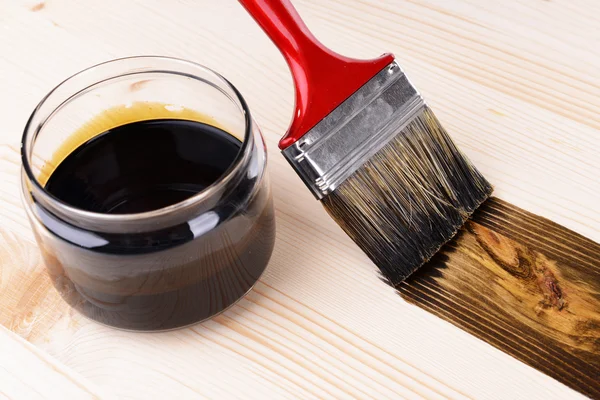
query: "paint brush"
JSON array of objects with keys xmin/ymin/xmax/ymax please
[{"xmin": 239, "ymin": 0, "xmax": 493, "ymax": 285}]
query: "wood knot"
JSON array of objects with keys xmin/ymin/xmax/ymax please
[
  {"xmin": 30, "ymin": 2, "xmax": 45, "ymax": 12},
  {"xmin": 535, "ymin": 258, "xmax": 566, "ymax": 312},
  {"xmin": 468, "ymin": 222, "xmax": 533, "ymax": 279}
]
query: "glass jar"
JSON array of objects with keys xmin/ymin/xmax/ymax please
[{"xmin": 21, "ymin": 57, "xmax": 276, "ymax": 331}]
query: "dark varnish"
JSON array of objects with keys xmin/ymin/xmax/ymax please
[
  {"xmin": 45, "ymin": 119, "xmax": 241, "ymax": 214},
  {"xmin": 41, "ymin": 119, "xmax": 275, "ymax": 330},
  {"xmin": 396, "ymin": 197, "xmax": 600, "ymax": 398}
]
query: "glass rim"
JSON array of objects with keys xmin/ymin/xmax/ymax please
[{"xmin": 21, "ymin": 56, "xmax": 253, "ymax": 227}]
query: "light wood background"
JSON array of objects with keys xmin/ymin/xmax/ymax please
[{"xmin": 0, "ymin": 0, "xmax": 598, "ymax": 399}]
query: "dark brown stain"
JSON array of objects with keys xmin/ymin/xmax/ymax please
[
  {"xmin": 30, "ymin": 2, "xmax": 45, "ymax": 12},
  {"xmin": 536, "ymin": 259, "xmax": 566, "ymax": 311},
  {"xmin": 397, "ymin": 197, "xmax": 600, "ymax": 398}
]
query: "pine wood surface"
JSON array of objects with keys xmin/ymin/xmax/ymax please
[
  {"xmin": 0, "ymin": 325, "xmax": 107, "ymax": 399},
  {"xmin": 0, "ymin": 0, "xmax": 598, "ymax": 399}
]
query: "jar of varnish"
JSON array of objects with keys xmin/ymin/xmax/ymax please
[{"xmin": 21, "ymin": 57, "xmax": 276, "ymax": 331}]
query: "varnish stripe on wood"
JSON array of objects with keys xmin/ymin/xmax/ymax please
[
  {"xmin": 402, "ymin": 276, "xmax": 600, "ymax": 396},
  {"xmin": 485, "ymin": 207, "xmax": 600, "ymax": 254},
  {"xmin": 477, "ymin": 207, "xmax": 600, "ymax": 271},
  {"xmin": 397, "ymin": 197, "xmax": 600, "ymax": 398},
  {"xmin": 399, "ymin": 280, "xmax": 597, "ymax": 392},
  {"xmin": 479, "ymin": 206, "xmax": 596, "ymax": 255},
  {"xmin": 400, "ymin": 282, "xmax": 600, "ymax": 398},
  {"xmin": 479, "ymin": 200, "xmax": 600, "ymax": 257},
  {"xmin": 483, "ymin": 199, "xmax": 600, "ymax": 251},
  {"xmin": 409, "ymin": 274, "xmax": 600, "ymax": 379},
  {"xmin": 476, "ymin": 217, "xmax": 600, "ymax": 275},
  {"xmin": 476, "ymin": 211, "xmax": 599, "ymax": 263},
  {"xmin": 409, "ymin": 248, "xmax": 599, "ymax": 377}
]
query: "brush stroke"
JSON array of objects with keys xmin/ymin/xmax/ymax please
[{"xmin": 397, "ymin": 197, "xmax": 600, "ymax": 398}]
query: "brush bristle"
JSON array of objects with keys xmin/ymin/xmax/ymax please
[{"xmin": 321, "ymin": 106, "xmax": 493, "ymax": 285}]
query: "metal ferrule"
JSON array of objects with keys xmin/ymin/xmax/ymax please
[{"xmin": 282, "ymin": 61, "xmax": 426, "ymax": 200}]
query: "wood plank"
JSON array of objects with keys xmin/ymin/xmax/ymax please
[
  {"xmin": 0, "ymin": 325, "xmax": 107, "ymax": 399},
  {"xmin": 0, "ymin": 0, "xmax": 598, "ymax": 398},
  {"xmin": 397, "ymin": 197, "xmax": 600, "ymax": 398}
]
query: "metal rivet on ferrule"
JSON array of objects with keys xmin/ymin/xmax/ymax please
[{"xmin": 282, "ymin": 62, "xmax": 424, "ymax": 200}]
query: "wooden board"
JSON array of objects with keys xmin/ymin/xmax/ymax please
[
  {"xmin": 397, "ymin": 198, "xmax": 600, "ymax": 398},
  {"xmin": 0, "ymin": 325, "xmax": 107, "ymax": 399},
  {"xmin": 0, "ymin": 0, "xmax": 598, "ymax": 399}
]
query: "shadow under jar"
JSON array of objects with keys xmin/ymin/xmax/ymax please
[{"xmin": 21, "ymin": 57, "xmax": 276, "ymax": 331}]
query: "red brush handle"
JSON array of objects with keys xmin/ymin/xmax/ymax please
[{"xmin": 238, "ymin": 0, "xmax": 394, "ymax": 150}]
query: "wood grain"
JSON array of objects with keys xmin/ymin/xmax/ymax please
[
  {"xmin": 397, "ymin": 197, "xmax": 600, "ymax": 398},
  {"xmin": 0, "ymin": 325, "xmax": 107, "ymax": 399},
  {"xmin": 0, "ymin": 0, "xmax": 598, "ymax": 398}
]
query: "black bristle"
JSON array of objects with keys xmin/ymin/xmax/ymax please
[{"xmin": 321, "ymin": 106, "xmax": 493, "ymax": 285}]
